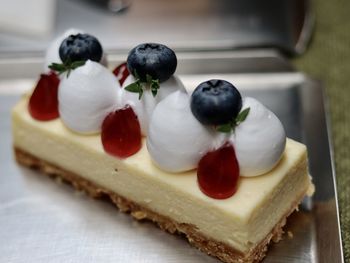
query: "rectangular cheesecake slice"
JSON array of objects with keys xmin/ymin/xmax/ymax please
[{"xmin": 12, "ymin": 95, "xmax": 313, "ymax": 263}]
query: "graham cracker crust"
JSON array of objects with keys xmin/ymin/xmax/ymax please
[{"xmin": 14, "ymin": 147, "xmax": 307, "ymax": 263}]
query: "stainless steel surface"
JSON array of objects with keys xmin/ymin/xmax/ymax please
[
  {"xmin": 0, "ymin": 57, "xmax": 343, "ymax": 262},
  {"xmin": 0, "ymin": 0, "xmax": 313, "ymax": 57},
  {"xmin": 0, "ymin": 50, "xmax": 295, "ymax": 80}
]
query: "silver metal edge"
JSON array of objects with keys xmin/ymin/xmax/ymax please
[
  {"xmin": 321, "ymin": 82, "xmax": 345, "ymax": 262},
  {"xmin": 0, "ymin": 50, "xmax": 295, "ymax": 80}
]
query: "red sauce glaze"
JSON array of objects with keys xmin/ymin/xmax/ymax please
[
  {"xmin": 112, "ymin": 62, "xmax": 130, "ymax": 86},
  {"xmin": 197, "ymin": 143, "xmax": 240, "ymax": 199},
  {"xmin": 28, "ymin": 72, "xmax": 60, "ymax": 121},
  {"xmin": 101, "ymin": 105, "xmax": 142, "ymax": 158}
]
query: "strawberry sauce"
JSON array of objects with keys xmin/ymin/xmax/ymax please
[
  {"xmin": 28, "ymin": 72, "xmax": 60, "ymax": 121},
  {"xmin": 197, "ymin": 143, "xmax": 240, "ymax": 199},
  {"xmin": 101, "ymin": 106, "xmax": 142, "ymax": 158},
  {"xmin": 112, "ymin": 62, "xmax": 130, "ymax": 86}
]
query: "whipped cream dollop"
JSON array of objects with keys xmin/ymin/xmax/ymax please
[
  {"xmin": 147, "ymin": 90, "xmax": 214, "ymax": 172},
  {"xmin": 147, "ymin": 93, "xmax": 286, "ymax": 176},
  {"xmin": 234, "ymin": 97, "xmax": 286, "ymax": 177},
  {"xmin": 58, "ymin": 60, "xmax": 121, "ymax": 134},
  {"xmin": 121, "ymin": 75, "xmax": 186, "ymax": 136}
]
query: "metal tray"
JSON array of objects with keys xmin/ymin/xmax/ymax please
[{"xmin": 0, "ymin": 58, "xmax": 343, "ymax": 262}]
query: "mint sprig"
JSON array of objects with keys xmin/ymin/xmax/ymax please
[
  {"xmin": 216, "ymin": 123, "xmax": 232, "ymax": 133},
  {"xmin": 236, "ymin": 107, "xmax": 250, "ymax": 124},
  {"xmin": 48, "ymin": 60, "xmax": 86, "ymax": 77},
  {"xmin": 147, "ymin": 74, "xmax": 160, "ymax": 97},
  {"xmin": 124, "ymin": 79, "xmax": 143, "ymax": 99},
  {"xmin": 216, "ymin": 107, "xmax": 250, "ymax": 133},
  {"xmin": 124, "ymin": 72, "xmax": 160, "ymax": 99}
]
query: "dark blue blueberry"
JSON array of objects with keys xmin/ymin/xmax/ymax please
[
  {"xmin": 127, "ymin": 43, "xmax": 177, "ymax": 83},
  {"xmin": 59, "ymin": 33, "xmax": 103, "ymax": 63},
  {"xmin": 190, "ymin": 79, "xmax": 242, "ymax": 126}
]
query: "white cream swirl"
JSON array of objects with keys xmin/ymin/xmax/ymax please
[
  {"xmin": 147, "ymin": 90, "xmax": 214, "ymax": 172},
  {"xmin": 233, "ymin": 97, "xmax": 286, "ymax": 177},
  {"xmin": 147, "ymin": 94, "xmax": 286, "ymax": 176},
  {"xmin": 121, "ymin": 75, "xmax": 186, "ymax": 136},
  {"xmin": 58, "ymin": 60, "xmax": 121, "ymax": 134}
]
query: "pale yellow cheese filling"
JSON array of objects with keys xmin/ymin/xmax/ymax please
[{"xmin": 12, "ymin": 96, "xmax": 312, "ymax": 253}]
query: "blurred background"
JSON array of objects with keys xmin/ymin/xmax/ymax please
[
  {"xmin": 0, "ymin": 0, "xmax": 311, "ymax": 56},
  {"xmin": 0, "ymin": 0, "xmax": 349, "ymax": 261}
]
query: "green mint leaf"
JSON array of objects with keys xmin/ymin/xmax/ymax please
[
  {"xmin": 216, "ymin": 107, "xmax": 250, "ymax": 134},
  {"xmin": 48, "ymin": 60, "xmax": 86, "ymax": 78},
  {"xmin": 152, "ymin": 79, "xmax": 159, "ymax": 86},
  {"xmin": 235, "ymin": 107, "xmax": 250, "ymax": 124},
  {"xmin": 124, "ymin": 80, "xmax": 144, "ymax": 99},
  {"xmin": 138, "ymin": 88, "xmax": 143, "ymax": 100},
  {"xmin": 48, "ymin": 63, "xmax": 66, "ymax": 73},
  {"xmin": 216, "ymin": 123, "xmax": 232, "ymax": 133},
  {"xmin": 151, "ymin": 88, "xmax": 157, "ymax": 97},
  {"xmin": 151, "ymin": 87, "xmax": 157, "ymax": 97},
  {"xmin": 66, "ymin": 69, "xmax": 71, "ymax": 78},
  {"xmin": 124, "ymin": 81, "xmax": 141, "ymax": 93},
  {"xmin": 71, "ymin": 60, "xmax": 86, "ymax": 69},
  {"xmin": 150, "ymin": 79, "xmax": 160, "ymax": 97},
  {"xmin": 64, "ymin": 58, "xmax": 72, "ymax": 65}
]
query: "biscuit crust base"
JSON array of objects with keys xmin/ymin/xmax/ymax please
[{"xmin": 14, "ymin": 147, "xmax": 306, "ymax": 263}]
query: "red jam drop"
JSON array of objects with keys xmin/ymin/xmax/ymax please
[
  {"xmin": 28, "ymin": 72, "xmax": 60, "ymax": 121},
  {"xmin": 101, "ymin": 105, "xmax": 142, "ymax": 158},
  {"xmin": 197, "ymin": 143, "xmax": 240, "ymax": 199},
  {"xmin": 112, "ymin": 62, "xmax": 130, "ymax": 86}
]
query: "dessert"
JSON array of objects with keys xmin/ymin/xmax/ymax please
[{"xmin": 12, "ymin": 31, "xmax": 313, "ymax": 263}]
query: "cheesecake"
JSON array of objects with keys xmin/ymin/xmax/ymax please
[
  {"xmin": 13, "ymin": 95, "xmax": 312, "ymax": 262},
  {"xmin": 12, "ymin": 31, "xmax": 313, "ymax": 263}
]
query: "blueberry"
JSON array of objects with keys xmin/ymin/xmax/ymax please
[
  {"xmin": 127, "ymin": 43, "xmax": 177, "ymax": 83},
  {"xmin": 190, "ymin": 79, "xmax": 242, "ymax": 126},
  {"xmin": 59, "ymin": 33, "xmax": 103, "ymax": 63}
]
